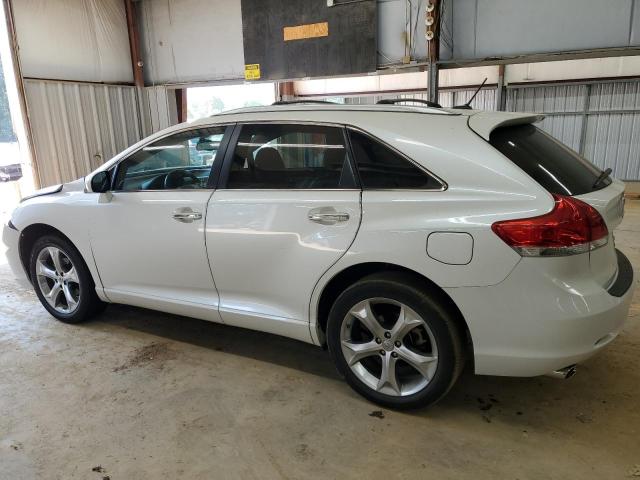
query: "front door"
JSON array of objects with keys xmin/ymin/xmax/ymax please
[
  {"xmin": 90, "ymin": 125, "xmax": 231, "ymax": 319},
  {"xmin": 206, "ymin": 123, "xmax": 361, "ymax": 341}
]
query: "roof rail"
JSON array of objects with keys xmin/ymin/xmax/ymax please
[
  {"xmin": 377, "ymin": 98, "xmax": 442, "ymax": 108},
  {"xmin": 272, "ymin": 100, "xmax": 337, "ymax": 106}
]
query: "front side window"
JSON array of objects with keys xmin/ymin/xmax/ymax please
[
  {"xmin": 349, "ymin": 130, "xmax": 443, "ymax": 190},
  {"xmin": 225, "ymin": 124, "xmax": 355, "ymax": 189},
  {"xmin": 114, "ymin": 126, "xmax": 226, "ymax": 191}
]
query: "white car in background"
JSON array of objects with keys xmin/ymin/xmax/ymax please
[{"xmin": 2, "ymin": 102, "xmax": 634, "ymax": 409}]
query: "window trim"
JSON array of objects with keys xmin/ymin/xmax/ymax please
[
  {"xmin": 218, "ymin": 121, "xmax": 360, "ymax": 191},
  {"xmin": 110, "ymin": 123, "xmax": 235, "ymax": 193},
  {"xmin": 346, "ymin": 126, "xmax": 447, "ymax": 192}
]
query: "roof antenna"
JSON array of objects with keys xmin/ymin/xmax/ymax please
[{"xmin": 452, "ymin": 77, "xmax": 488, "ymax": 109}]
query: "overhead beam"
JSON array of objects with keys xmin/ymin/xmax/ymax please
[{"xmin": 438, "ymin": 47, "xmax": 640, "ymax": 69}]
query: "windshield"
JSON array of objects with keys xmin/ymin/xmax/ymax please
[{"xmin": 489, "ymin": 124, "xmax": 611, "ymax": 196}]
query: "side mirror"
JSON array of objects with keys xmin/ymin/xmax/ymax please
[{"xmin": 90, "ymin": 171, "xmax": 111, "ymax": 193}]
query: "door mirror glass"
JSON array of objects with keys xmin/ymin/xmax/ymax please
[{"xmin": 91, "ymin": 171, "xmax": 111, "ymax": 193}]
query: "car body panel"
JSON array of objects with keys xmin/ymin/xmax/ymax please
[
  {"xmin": 6, "ymin": 179, "xmax": 109, "ymax": 301},
  {"xmin": 206, "ymin": 189, "xmax": 361, "ymax": 343},
  {"xmin": 3, "ymin": 104, "xmax": 633, "ymax": 379},
  {"xmin": 89, "ymin": 190, "xmax": 222, "ymax": 320},
  {"xmin": 2, "ymin": 223, "xmax": 29, "ymax": 287},
  {"xmin": 467, "ymin": 111, "xmax": 545, "ymax": 140},
  {"xmin": 447, "ymin": 250, "xmax": 634, "ymax": 376}
]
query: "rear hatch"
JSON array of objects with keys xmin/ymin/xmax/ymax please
[{"xmin": 474, "ymin": 114, "xmax": 624, "ymax": 289}]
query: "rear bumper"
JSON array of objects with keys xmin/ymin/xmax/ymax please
[
  {"xmin": 446, "ymin": 249, "xmax": 635, "ymax": 377},
  {"xmin": 608, "ymin": 249, "xmax": 634, "ymax": 297},
  {"xmin": 2, "ymin": 222, "xmax": 30, "ymax": 288}
]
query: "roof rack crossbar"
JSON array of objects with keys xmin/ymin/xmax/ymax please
[
  {"xmin": 376, "ymin": 98, "xmax": 442, "ymax": 108},
  {"xmin": 272, "ymin": 100, "xmax": 337, "ymax": 106}
]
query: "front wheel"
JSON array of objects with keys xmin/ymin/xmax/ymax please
[
  {"xmin": 327, "ymin": 272, "xmax": 465, "ymax": 409},
  {"xmin": 29, "ymin": 234, "xmax": 106, "ymax": 323}
]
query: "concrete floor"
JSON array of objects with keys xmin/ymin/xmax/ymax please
[{"xmin": 0, "ymin": 203, "xmax": 638, "ymax": 480}]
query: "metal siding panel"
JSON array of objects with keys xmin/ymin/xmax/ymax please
[
  {"xmin": 343, "ymin": 88, "xmax": 495, "ymax": 110},
  {"xmin": 13, "ymin": 0, "xmax": 133, "ymax": 83},
  {"xmin": 138, "ymin": 0, "xmax": 245, "ymax": 84},
  {"xmin": 451, "ymin": 0, "xmax": 637, "ymax": 60},
  {"xmin": 145, "ymin": 87, "xmax": 173, "ymax": 132},
  {"xmin": 451, "ymin": 88, "xmax": 496, "ymax": 110},
  {"xmin": 538, "ymin": 115, "xmax": 583, "ymax": 152},
  {"xmin": 584, "ymin": 113, "xmax": 640, "ymax": 180},
  {"xmin": 504, "ymin": 81, "xmax": 640, "ymax": 180},
  {"xmin": 23, "ymin": 79, "xmax": 147, "ymax": 187}
]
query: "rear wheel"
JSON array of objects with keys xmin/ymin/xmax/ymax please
[
  {"xmin": 327, "ymin": 272, "xmax": 464, "ymax": 409},
  {"xmin": 29, "ymin": 235, "xmax": 106, "ymax": 323}
]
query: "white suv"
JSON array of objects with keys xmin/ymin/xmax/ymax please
[{"xmin": 2, "ymin": 103, "xmax": 634, "ymax": 409}]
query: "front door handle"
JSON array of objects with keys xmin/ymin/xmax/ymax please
[
  {"xmin": 308, "ymin": 207, "xmax": 350, "ymax": 225},
  {"xmin": 172, "ymin": 208, "xmax": 203, "ymax": 223}
]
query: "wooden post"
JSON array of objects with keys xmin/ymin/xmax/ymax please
[
  {"xmin": 496, "ymin": 64, "xmax": 506, "ymax": 111},
  {"xmin": 175, "ymin": 89, "xmax": 187, "ymax": 123},
  {"xmin": 278, "ymin": 81, "xmax": 295, "ymax": 102},
  {"xmin": 124, "ymin": 0, "xmax": 144, "ymax": 88},
  {"xmin": 427, "ymin": 0, "xmax": 440, "ymax": 105}
]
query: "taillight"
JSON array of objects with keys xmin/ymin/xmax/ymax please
[{"xmin": 491, "ymin": 194, "xmax": 609, "ymax": 257}]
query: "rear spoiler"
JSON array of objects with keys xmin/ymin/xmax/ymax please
[{"xmin": 468, "ymin": 112, "xmax": 545, "ymax": 140}]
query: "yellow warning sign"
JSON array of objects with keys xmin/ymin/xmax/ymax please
[
  {"xmin": 244, "ymin": 64, "xmax": 261, "ymax": 80},
  {"xmin": 283, "ymin": 22, "xmax": 329, "ymax": 41}
]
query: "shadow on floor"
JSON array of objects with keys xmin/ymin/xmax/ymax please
[
  {"xmin": 80, "ymin": 301, "xmax": 635, "ymax": 427},
  {"xmin": 86, "ymin": 303, "xmax": 340, "ymax": 380}
]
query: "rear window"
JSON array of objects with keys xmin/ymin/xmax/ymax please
[{"xmin": 489, "ymin": 124, "xmax": 611, "ymax": 196}]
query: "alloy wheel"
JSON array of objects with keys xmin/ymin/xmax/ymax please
[
  {"xmin": 35, "ymin": 246, "xmax": 81, "ymax": 314},
  {"xmin": 340, "ymin": 297, "xmax": 438, "ymax": 396}
]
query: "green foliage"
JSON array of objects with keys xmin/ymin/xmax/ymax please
[
  {"xmin": 0, "ymin": 56, "xmax": 16, "ymax": 143},
  {"xmin": 187, "ymin": 96, "xmax": 225, "ymax": 121}
]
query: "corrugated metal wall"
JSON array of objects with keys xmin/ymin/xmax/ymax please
[
  {"xmin": 343, "ymin": 87, "xmax": 497, "ymax": 110},
  {"xmin": 507, "ymin": 80, "xmax": 640, "ymax": 180},
  {"xmin": 339, "ymin": 79, "xmax": 640, "ymax": 181},
  {"xmin": 23, "ymin": 79, "xmax": 175, "ymax": 187}
]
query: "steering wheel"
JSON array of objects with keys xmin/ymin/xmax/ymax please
[{"xmin": 164, "ymin": 169, "xmax": 201, "ymax": 189}]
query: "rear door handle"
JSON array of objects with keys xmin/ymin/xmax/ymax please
[
  {"xmin": 172, "ymin": 208, "xmax": 202, "ymax": 223},
  {"xmin": 308, "ymin": 207, "xmax": 350, "ymax": 225}
]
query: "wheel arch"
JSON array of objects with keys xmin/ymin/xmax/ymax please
[
  {"xmin": 314, "ymin": 262, "xmax": 473, "ymax": 359},
  {"xmin": 19, "ymin": 223, "xmax": 85, "ymax": 283}
]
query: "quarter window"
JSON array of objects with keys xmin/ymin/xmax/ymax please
[
  {"xmin": 114, "ymin": 127, "xmax": 225, "ymax": 191},
  {"xmin": 349, "ymin": 130, "xmax": 443, "ymax": 190},
  {"xmin": 225, "ymin": 124, "xmax": 355, "ymax": 189}
]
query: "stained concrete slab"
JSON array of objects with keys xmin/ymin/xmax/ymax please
[{"xmin": 0, "ymin": 201, "xmax": 638, "ymax": 479}]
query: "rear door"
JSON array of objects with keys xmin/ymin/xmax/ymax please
[{"xmin": 205, "ymin": 122, "xmax": 361, "ymax": 341}]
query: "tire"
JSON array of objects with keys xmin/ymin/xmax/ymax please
[
  {"xmin": 327, "ymin": 272, "xmax": 465, "ymax": 410},
  {"xmin": 29, "ymin": 234, "xmax": 106, "ymax": 323}
]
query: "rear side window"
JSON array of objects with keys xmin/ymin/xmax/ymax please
[
  {"xmin": 225, "ymin": 124, "xmax": 355, "ymax": 189},
  {"xmin": 348, "ymin": 130, "xmax": 443, "ymax": 190},
  {"xmin": 489, "ymin": 124, "xmax": 611, "ymax": 196}
]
